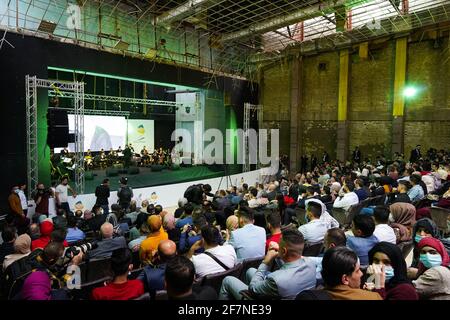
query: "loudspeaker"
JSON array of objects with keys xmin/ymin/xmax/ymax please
[
  {"xmin": 128, "ymin": 167, "xmax": 140, "ymax": 175},
  {"xmin": 47, "ymin": 109, "xmax": 69, "ymax": 148},
  {"xmin": 151, "ymin": 165, "xmax": 164, "ymax": 172},
  {"xmin": 171, "ymin": 164, "xmax": 180, "ymax": 171},
  {"xmin": 113, "ymin": 163, "xmax": 124, "ymax": 170},
  {"xmin": 106, "ymin": 168, "xmax": 119, "ymax": 177}
]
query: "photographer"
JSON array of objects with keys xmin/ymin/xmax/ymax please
[{"xmin": 19, "ymin": 241, "xmax": 83, "ymax": 300}]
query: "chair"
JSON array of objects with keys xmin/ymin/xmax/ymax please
[
  {"xmin": 331, "ymin": 208, "xmax": 347, "ymax": 228},
  {"xmin": 129, "ymin": 267, "xmax": 143, "ymax": 280},
  {"xmin": 199, "ymin": 262, "xmax": 243, "ymax": 293},
  {"xmin": 84, "ymin": 258, "xmax": 113, "ymax": 283},
  {"xmin": 295, "ymin": 207, "xmax": 307, "ymax": 226},
  {"xmin": 240, "ymin": 257, "xmax": 264, "ymax": 281},
  {"xmin": 71, "ymin": 276, "xmax": 112, "ymax": 300},
  {"xmin": 134, "ymin": 292, "xmax": 150, "ymax": 300},
  {"xmin": 303, "ymin": 242, "xmax": 323, "ymax": 257},
  {"xmin": 369, "ymin": 195, "xmax": 386, "ymax": 206},
  {"xmin": 131, "ymin": 250, "xmax": 141, "ymax": 269},
  {"xmin": 324, "ymin": 202, "xmax": 334, "ymax": 214},
  {"xmin": 345, "ymin": 203, "xmax": 364, "ymax": 228},
  {"xmin": 397, "ymin": 240, "xmax": 414, "ymax": 260},
  {"xmin": 430, "ymin": 207, "xmax": 450, "ymax": 237}
]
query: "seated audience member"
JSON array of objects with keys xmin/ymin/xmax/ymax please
[
  {"xmin": 0, "ymin": 226, "xmax": 17, "ymax": 266},
  {"xmin": 354, "ymin": 179, "xmax": 368, "ymax": 201},
  {"xmin": 372, "ymin": 206, "xmax": 397, "ymax": 244},
  {"xmin": 321, "ymin": 247, "xmax": 382, "ymax": 300},
  {"xmin": 138, "ymin": 240, "xmax": 177, "ymax": 296},
  {"xmin": 29, "ymin": 223, "xmax": 41, "ymax": 241},
  {"xmin": 411, "ymin": 218, "xmax": 440, "ymax": 268},
  {"xmin": 367, "ymin": 242, "xmax": 418, "ymax": 300},
  {"xmin": 50, "ymin": 229, "xmax": 69, "ymax": 247},
  {"xmin": 247, "ymin": 188, "xmax": 259, "ymax": 209},
  {"xmin": 319, "ymin": 186, "xmax": 333, "ymax": 204},
  {"xmin": 65, "ymin": 216, "xmax": 86, "ymax": 244},
  {"xmin": 175, "ymin": 203, "xmax": 194, "ymax": 229},
  {"xmin": 416, "ymin": 189, "xmax": 450, "ymax": 220},
  {"xmin": 139, "ymin": 200, "xmax": 150, "ymax": 214},
  {"xmin": 408, "ymin": 174, "xmax": 425, "ymax": 202},
  {"xmin": 91, "ymin": 248, "xmax": 144, "ymax": 300},
  {"xmin": 411, "ymin": 237, "xmax": 450, "ymax": 300},
  {"xmin": 84, "ymin": 208, "xmax": 106, "ymax": 232},
  {"xmin": 305, "ymin": 199, "xmax": 339, "ymax": 229},
  {"xmin": 333, "ymin": 181, "xmax": 359, "ymax": 211},
  {"xmin": 220, "ymin": 229, "xmax": 316, "ymax": 300},
  {"xmin": 179, "ymin": 215, "xmax": 208, "ymax": 254},
  {"xmin": 310, "ymin": 228, "xmax": 347, "ymax": 283},
  {"xmin": 20, "ymin": 241, "xmax": 82, "ymax": 300},
  {"xmin": 266, "ymin": 211, "xmax": 282, "ymax": 252},
  {"xmin": 3, "ymin": 234, "xmax": 32, "ymax": 271},
  {"xmin": 163, "ymin": 213, "xmax": 180, "ymax": 243},
  {"xmin": 228, "ymin": 206, "xmax": 266, "ymax": 260},
  {"xmin": 125, "ymin": 200, "xmax": 139, "ymax": 224},
  {"xmin": 298, "ymin": 201, "xmax": 328, "ymax": 243},
  {"xmin": 389, "ymin": 202, "xmax": 416, "ymax": 242},
  {"xmin": 390, "ymin": 180, "xmax": 412, "ymax": 204},
  {"xmin": 174, "ymin": 198, "xmax": 188, "ymax": 218},
  {"xmin": 297, "ymin": 186, "xmax": 318, "ymax": 209},
  {"xmin": 347, "ymin": 215, "xmax": 379, "ymax": 267},
  {"xmin": 165, "ymin": 255, "xmax": 218, "ymax": 300},
  {"xmin": 188, "ymin": 226, "xmax": 237, "ymax": 278},
  {"xmin": 128, "ymin": 223, "xmax": 150, "ymax": 252},
  {"xmin": 139, "ymin": 215, "xmax": 168, "ymax": 264},
  {"xmin": 86, "ymin": 222, "xmax": 127, "ymax": 259},
  {"xmin": 52, "ymin": 209, "xmax": 67, "ymax": 231},
  {"xmin": 31, "ymin": 221, "xmax": 55, "ymax": 251}
]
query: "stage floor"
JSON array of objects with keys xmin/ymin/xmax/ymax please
[{"xmin": 83, "ymin": 165, "xmax": 226, "ymax": 194}]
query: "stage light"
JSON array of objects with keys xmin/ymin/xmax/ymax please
[{"xmin": 403, "ymin": 86, "xmax": 418, "ymax": 98}]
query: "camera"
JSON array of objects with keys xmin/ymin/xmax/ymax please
[{"xmin": 64, "ymin": 241, "xmax": 98, "ymax": 259}]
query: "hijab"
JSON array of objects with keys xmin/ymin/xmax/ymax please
[
  {"xmin": 369, "ymin": 242, "xmax": 410, "ymax": 287},
  {"xmin": 14, "ymin": 234, "xmax": 31, "ymax": 254},
  {"xmin": 389, "ymin": 202, "xmax": 416, "ymax": 241},
  {"xmin": 416, "ymin": 237, "xmax": 450, "ymax": 276}
]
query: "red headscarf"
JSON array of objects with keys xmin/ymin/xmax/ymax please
[{"xmin": 417, "ymin": 237, "xmax": 450, "ymax": 267}]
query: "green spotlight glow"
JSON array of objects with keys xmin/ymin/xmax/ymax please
[{"xmin": 403, "ymin": 86, "xmax": 418, "ymax": 98}]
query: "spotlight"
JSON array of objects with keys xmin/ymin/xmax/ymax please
[{"xmin": 403, "ymin": 86, "xmax": 418, "ymax": 98}]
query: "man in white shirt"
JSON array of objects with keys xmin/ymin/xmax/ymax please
[
  {"xmin": 333, "ymin": 181, "xmax": 359, "ymax": 211},
  {"xmin": 372, "ymin": 206, "xmax": 396, "ymax": 244},
  {"xmin": 188, "ymin": 225, "xmax": 237, "ymax": 278},
  {"xmin": 55, "ymin": 176, "xmax": 77, "ymax": 215},
  {"xmin": 298, "ymin": 201, "xmax": 328, "ymax": 243},
  {"xmin": 18, "ymin": 183, "xmax": 29, "ymax": 216}
]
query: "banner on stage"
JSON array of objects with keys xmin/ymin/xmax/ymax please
[{"xmin": 127, "ymin": 119, "xmax": 155, "ymax": 153}]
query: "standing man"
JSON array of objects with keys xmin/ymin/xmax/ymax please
[
  {"xmin": 117, "ymin": 177, "xmax": 133, "ymax": 211},
  {"xmin": 409, "ymin": 144, "xmax": 422, "ymax": 163},
  {"xmin": 95, "ymin": 178, "xmax": 110, "ymax": 216},
  {"xmin": 322, "ymin": 151, "xmax": 330, "ymax": 164},
  {"xmin": 8, "ymin": 186, "xmax": 30, "ymax": 234},
  {"xmin": 18, "ymin": 183, "xmax": 29, "ymax": 217},
  {"xmin": 123, "ymin": 145, "xmax": 132, "ymax": 168},
  {"xmin": 352, "ymin": 146, "xmax": 361, "ymax": 164},
  {"xmin": 34, "ymin": 183, "xmax": 51, "ymax": 222},
  {"xmin": 55, "ymin": 176, "xmax": 77, "ymax": 215}
]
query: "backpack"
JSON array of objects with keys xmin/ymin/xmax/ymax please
[
  {"xmin": 118, "ymin": 186, "xmax": 132, "ymax": 203},
  {"xmin": 2, "ymin": 249, "xmax": 42, "ymax": 299}
]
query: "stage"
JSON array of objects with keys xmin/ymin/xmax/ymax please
[{"xmin": 83, "ymin": 165, "xmax": 230, "ymax": 194}]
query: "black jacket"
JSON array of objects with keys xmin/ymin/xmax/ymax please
[{"xmin": 95, "ymin": 184, "xmax": 110, "ymax": 206}]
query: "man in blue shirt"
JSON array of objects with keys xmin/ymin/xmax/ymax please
[
  {"xmin": 346, "ymin": 214, "xmax": 379, "ymax": 267},
  {"xmin": 407, "ymin": 174, "xmax": 424, "ymax": 202},
  {"xmin": 65, "ymin": 216, "xmax": 85, "ymax": 244},
  {"xmin": 175, "ymin": 203, "xmax": 194, "ymax": 229}
]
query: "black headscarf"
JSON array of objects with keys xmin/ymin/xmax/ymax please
[
  {"xmin": 412, "ymin": 218, "xmax": 439, "ymax": 243},
  {"xmin": 368, "ymin": 242, "xmax": 411, "ymax": 288}
]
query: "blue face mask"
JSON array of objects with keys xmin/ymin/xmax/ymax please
[
  {"xmin": 420, "ymin": 253, "xmax": 442, "ymax": 269},
  {"xmin": 384, "ymin": 266, "xmax": 395, "ymax": 282},
  {"xmin": 415, "ymin": 234, "xmax": 423, "ymax": 243}
]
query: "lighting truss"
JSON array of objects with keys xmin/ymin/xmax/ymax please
[{"xmin": 243, "ymin": 102, "xmax": 263, "ymax": 173}]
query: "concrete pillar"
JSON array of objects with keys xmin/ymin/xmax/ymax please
[
  {"xmin": 392, "ymin": 37, "xmax": 408, "ymax": 156},
  {"xmin": 336, "ymin": 49, "xmax": 350, "ymax": 162},
  {"xmin": 289, "ymin": 56, "xmax": 302, "ymax": 173}
]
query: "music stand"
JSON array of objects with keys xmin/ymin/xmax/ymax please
[{"xmin": 217, "ymin": 164, "xmax": 233, "ymax": 191}]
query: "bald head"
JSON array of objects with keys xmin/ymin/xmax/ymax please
[
  {"xmin": 268, "ymin": 184, "xmax": 276, "ymax": 192},
  {"xmin": 101, "ymin": 222, "xmax": 114, "ymax": 239},
  {"xmin": 148, "ymin": 215, "xmax": 162, "ymax": 232},
  {"xmin": 226, "ymin": 215, "xmax": 239, "ymax": 231},
  {"xmin": 158, "ymin": 240, "xmax": 177, "ymax": 262}
]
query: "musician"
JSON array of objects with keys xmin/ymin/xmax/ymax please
[
  {"xmin": 128, "ymin": 143, "xmax": 134, "ymax": 153},
  {"xmin": 117, "ymin": 146, "xmax": 123, "ymax": 154},
  {"xmin": 60, "ymin": 147, "xmax": 69, "ymax": 155},
  {"xmin": 85, "ymin": 149, "xmax": 93, "ymax": 169},
  {"xmin": 141, "ymin": 146, "xmax": 149, "ymax": 165},
  {"xmin": 99, "ymin": 149, "xmax": 107, "ymax": 169},
  {"xmin": 123, "ymin": 145, "xmax": 132, "ymax": 168}
]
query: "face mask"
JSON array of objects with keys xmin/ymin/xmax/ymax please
[
  {"xmin": 14, "ymin": 189, "xmax": 20, "ymax": 194},
  {"xmin": 384, "ymin": 266, "xmax": 395, "ymax": 282},
  {"xmin": 415, "ymin": 234, "xmax": 423, "ymax": 243},
  {"xmin": 388, "ymin": 213, "xmax": 395, "ymax": 223},
  {"xmin": 420, "ymin": 253, "xmax": 442, "ymax": 269}
]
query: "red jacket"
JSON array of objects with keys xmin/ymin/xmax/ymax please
[{"xmin": 31, "ymin": 221, "xmax": 68, "ymax": 251}]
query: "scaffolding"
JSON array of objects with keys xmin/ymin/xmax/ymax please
[
  {"xmin": 243, "ymin": 102, "xmax": 263, "ymax": 172},
  {"xmin": 25, "ymin": 76, "xmax": 85, "ymax": 196}
]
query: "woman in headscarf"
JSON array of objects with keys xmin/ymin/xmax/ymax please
[
  {"xmin": 389, "ymin": 202, "xmax": 416, "ymax": 242},
  {"xmin": 410, "ymin": 218, "xmax": 440, "ymax": 268},
  {"xmin": 3, "ymin": 234, "xmax": 32, "ymax": 271},
  {"xmin": 412, "ymin": 237, "xmax": 450, "ymax": 300},
  {"xmin": 368, "ymin": 242, "xmax": 418, "ymax": 300}
]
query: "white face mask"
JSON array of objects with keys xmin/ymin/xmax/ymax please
[{"xmin": 388, "ymin": 213, "xmax": 395, "ymax": 223}]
